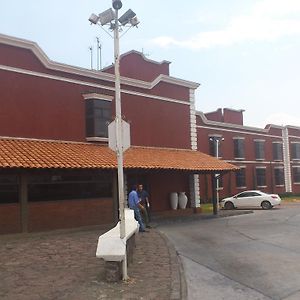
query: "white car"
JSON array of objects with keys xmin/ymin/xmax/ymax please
[{"xmin": 220, "ymin": 190, "xmax": 281, "ymax": 210}]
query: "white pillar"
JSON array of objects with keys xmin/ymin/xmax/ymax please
[
  {"xmin": 282, "ymin": 127, "xmax": 292, "ymax": 193},
  {"xmin": 189, "ymin": 174, "xmax": 200, "ymax": 209},
  {"xmin": 189, "ymin": 89, "xmax": 197, "ymax": 151}
]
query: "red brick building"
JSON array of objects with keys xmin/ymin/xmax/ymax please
[
  {"xmin": 0, "ymin": 34, "xmax": 236, "ymax": 234},
  {"xmin": 197, "ymin": 108, "xmax": 300, "ymax": 201}
]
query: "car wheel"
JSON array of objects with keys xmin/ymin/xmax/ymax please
[
  {"xmin": 224, "ymin": 201, "xmax": 234, "ymax": 210},
  {"xmin": 261, "ymin": 201, "xmax": 272, "ymax": 210}
]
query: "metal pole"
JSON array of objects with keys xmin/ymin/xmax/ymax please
[
  {"xmin": 96, "ymin": 37, "xmax": 100, "ymax": 70},
  {"xmin": 99, "ymin": 43, "xmax": 102, "ymax": 69},
  {"xmin": 89, "ymin": 46, "xmax": 93, "ymax": 69},
  {"xmin": 216, "ymin": 139, "xmax": 220, "ymax": 212},
  {"xmin": 212, "ymin": 174, "xmax": 218, "ymax": 215},
  {"xmin": 113, "ymin": 8, "xmax": 128, "ymax": 280}
]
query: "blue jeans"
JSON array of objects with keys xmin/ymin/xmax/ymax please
[{"xmin": 132, "ymin": 206, "xmax": 145, "ymax": 232}]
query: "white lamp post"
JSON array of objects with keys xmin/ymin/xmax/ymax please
[
  {"xmin": 210, "ymin": 137, "xmax": 224, "ymax": 213},
  {"xmin": 89, "ymin": 0, "xmax": 139, "ymax": 280}
]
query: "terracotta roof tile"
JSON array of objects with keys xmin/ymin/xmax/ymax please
[
  {"xmin": 0, "ymin": 138, "xmax": 238, "ymax": 172},
  {"xmin": 124, "ymin": 146, "xmax": 238, "ymax": 172}
]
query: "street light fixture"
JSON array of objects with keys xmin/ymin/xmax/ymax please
[
  {"xmin": 89, "ymin": 0, "xmax": 139, "ymax": 280},
  {"xmin": 209, "ymin": 137, "xmax": 224, "ymax": 214}
]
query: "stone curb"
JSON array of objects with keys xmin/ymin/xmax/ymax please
[
  {"xmin": 152, "ymin": 210, "xmax": 253, "ymax": 226},
  {"xmin": 158, "ymin": 230, "xmax": 187, "ymax": 300}
]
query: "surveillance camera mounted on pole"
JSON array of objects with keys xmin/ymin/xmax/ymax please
[{"xmin": 112, "ymin": 0, "xmax": 122, "ymax": 10}]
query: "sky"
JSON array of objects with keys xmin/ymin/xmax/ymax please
[{"xmin": 0, "ymin": 0, "xmax": 300, "ymax": 128}]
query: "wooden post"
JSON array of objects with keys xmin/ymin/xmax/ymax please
[{"xmin": 19, "ymin": 173, "xmax": 28, "ymax": 233}]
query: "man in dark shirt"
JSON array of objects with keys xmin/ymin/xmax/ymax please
[{"xmin": 137, "ymin": 184, "xmax": 151, "ymax": 227}]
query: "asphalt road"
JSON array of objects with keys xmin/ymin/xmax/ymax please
[{"xmin": 158, "ymin": 203, "xmax": 300, "ymax": 300}]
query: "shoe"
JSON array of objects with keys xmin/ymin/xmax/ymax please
[
  {"xmin": 146, "ymin": 225, "xmax": 152, "ymax": 229},
  {"xmin": 139, "ymin": 229, "xmax": 149, "ymax": 233}
]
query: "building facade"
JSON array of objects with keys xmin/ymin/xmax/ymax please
[
  {"xmin": 197, "ymin": 108, "xmax": 300, "ymax": 202},
  {"xmin": 0, "ymin": 34, "xmax": 236, "ymax": 234}
]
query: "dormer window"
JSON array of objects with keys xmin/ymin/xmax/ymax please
[{"xmin": 83, "ymin": 93, "xmax": 113, "ymax": 141}]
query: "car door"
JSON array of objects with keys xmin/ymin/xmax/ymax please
[
  {"xmin": 236, "ymin": 191, "xmax": 263, "ymax": 207},
  {"xmin": 248, "ymin": 191, "xmax": 264, "ymax": 207},
  {"xmin": 234, "ymin": 192, "xmax": 252, "ymax": 208}
]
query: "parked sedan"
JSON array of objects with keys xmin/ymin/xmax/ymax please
[{"xmin": 220, "ymin": 190, "xmax": 281, "ymax": 210}]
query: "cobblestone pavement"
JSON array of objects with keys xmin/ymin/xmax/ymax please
[{"xmin": 0, "ymin": 227, "xmax": 182, "ymax": 300}]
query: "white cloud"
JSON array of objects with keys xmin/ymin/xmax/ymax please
[
  {"xmin": 151, "ymin": 0, "xmax": 300, "ymax": 49},
  {"xmin": 263, "ymin": 113, "xmax": 300, "ymax": 127}
]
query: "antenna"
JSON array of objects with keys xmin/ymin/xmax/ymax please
[
  {"xmin": 96, "ymin": 37, "xmax": 103, "ymax": 70},
  {"xmin": 141, "ymin": 48, "xmax": 150, "ymax": 57},
  {"xmin": 89, "ymin": 46, "xmax": 93, "ymax": 69}
]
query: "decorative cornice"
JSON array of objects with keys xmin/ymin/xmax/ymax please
[
  {"xmin": 0, "ymin": 64, "xmax": 190, "ymax": 106},
  {"xmin": 0, "ymin": 33, "xmax": 199, "ymax": 90},
  {"xmin": 101, "ymin": 50, "xmax": 171, "ymax": 71},
  {"xmin": 196, "ymin": 111, "xmax": 284, "ymax": 133}
]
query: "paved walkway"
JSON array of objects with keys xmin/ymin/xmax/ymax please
[
  {"xmin": 0, "ymin": 209, "xmax": 256, "ymax": 300},
  {"xmin": 0, "ymin": 227, "xmax": 183, "ymax": 300}
]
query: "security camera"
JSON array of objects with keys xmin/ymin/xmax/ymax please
[{"xmin": 112, "ymin": 0, "xmax": 122, "ymax": 10}]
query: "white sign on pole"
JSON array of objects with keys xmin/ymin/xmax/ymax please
[{"xmin": 108, "ymin": 119, "xmax": 131, "ymax": 152}]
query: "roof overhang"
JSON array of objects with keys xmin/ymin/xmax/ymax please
[{"xmin": 0, "ymin": 138, "xmax": 238, "ymax": 173}]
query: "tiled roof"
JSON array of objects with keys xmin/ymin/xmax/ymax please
[
  {"xmin": 124, "ymin": 146, "xmax": 238, "ymax": 172},
  {"xmin": 0, "ymin": 138, "xmax": 237, "ymax": 172}
]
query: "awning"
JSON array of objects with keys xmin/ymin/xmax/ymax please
[{"xmin": 0, "ymin": 138, "xmax": 238, "ymax": 172}]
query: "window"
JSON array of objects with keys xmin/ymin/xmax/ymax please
[
  {"xmin": 273, "ymin": 142, "xmax": 283, "ymax": 161},
  {"xmin": 274, "ymin": 168, "xmax": 284, "ymax": 186},
  {"xmin": 291, "ymin": 143, "xmax": 300, "ymax": 160},
  {"xmin": 0, "ymin": 174, "xmax": 19, "ymax": 204},
  {"xmin": 256, "ymin": 168, "xmax": 266, "ymax": 187},
  {"xmin": 237, "ymin": 191, "xmax": 260, "ymax": 198},
  {"xmin": 85, "ymin": 99, "xmax": 112, "ymax": 138},
  {"xmin": 254, "ymin": 140, "xmax": 265, "ymax": 160},
  {"xmin": 236, "ymin": 168, "xmax": 246, "ymax": 188},
  {"xmin": 293, "ymin": 167, "xmax": 300, "ymax": 183},
  {"xmin": 233, "ymin": 138, "xmax": 245, "ymax": 159},
  {"xmin": 28, "ymin": 170, "xmax": 113, "ymax": 201}
]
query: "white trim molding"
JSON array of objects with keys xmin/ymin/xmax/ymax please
[
  {"xmin": 0, "ymin": 64, "xmax": 191, "ymax": 106},
  {"xmin": 189, "ymin": 174, "xmax": 200, "ymax": 208},
  {"xmin": 196, "ymin": 111, "xmax": 284, "ymax": 134},
  {"xmin": 189, "ymin": 89, "xmax": 198, "ymax": 151},
  {"xmin": 83, "ymin": 93, "xmax": 113, "ymax": 101},
  {"xmin": 0, "ymin": 33, "xmax": 199, "ymax": 90},
  {"xmin": 282, "ymin": 127, "xmax": 292, "ymax": 192},
  {"xmin": 86, "ymin": 137, "xmax": 109, "ymax": 143}
]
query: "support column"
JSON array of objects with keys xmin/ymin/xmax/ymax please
[
  {"xmin": 189, "ymin": 174, "xmax": 201, "ymax": 213},
  {"xmin": 282, "ymin": 127, "xmax": 292, "ymax": 193},
  {"xmin": 189, "ymin": 89, "xmax": 198, "ymax": 151},
  {"xmin": 19, "ymin": 173, "xmax": 28, "ymax": 233}
]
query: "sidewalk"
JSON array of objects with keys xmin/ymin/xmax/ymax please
[
  {"xmin": 0, "ymin": 209, "xmax": 252, "ymax": 300},
  {"xmin": 0, "ymin": 226, "xmax": 184, "ymax": 300}
]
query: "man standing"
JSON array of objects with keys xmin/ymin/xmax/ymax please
[
  {"xmin": 137, "ymin": 184, "xmax": 151, "ymax": 227},
  {"xmin": 128, "ymin": 185, "xmax": 146, "ymax": 232}
]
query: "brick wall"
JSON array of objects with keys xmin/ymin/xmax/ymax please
[
  {"xmin": 0, "ymin": 204, "xmax": 21, "ymax": 234},
  {"xmin": 28, "ymin": 198, "xmax": 114, "ymax": 232}
]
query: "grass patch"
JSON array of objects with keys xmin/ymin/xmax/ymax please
[
  {"xmin": 281, "ymin": 196, "xmax": 300, "ymax": 202},
  {"xmin": 201, "ymin": 203, "xmax": 213, "ymax": 213}
]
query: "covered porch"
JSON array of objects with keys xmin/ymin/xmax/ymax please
[{"xmin": 0, "ymin": 138, "xmax": 237, "ymax": 234}]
